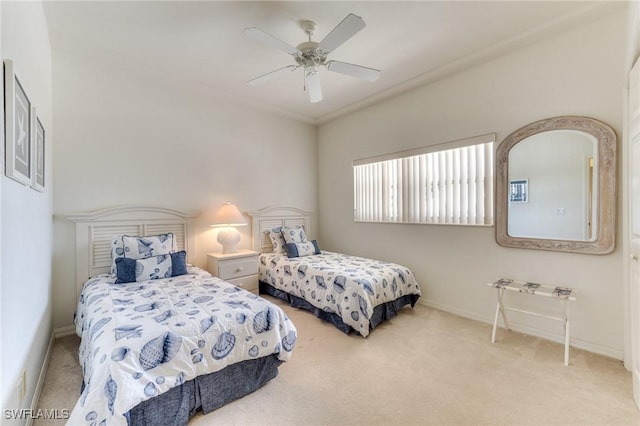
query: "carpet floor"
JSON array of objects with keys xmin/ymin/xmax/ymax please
[{"xmin": 35, "ymin": 297, "xmax": 640, "ymax": 425}]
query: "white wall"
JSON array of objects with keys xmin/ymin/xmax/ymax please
[
  {"xmin": 318, "ymin": 10, "xmax": 626, "ymax": 358},
  {"xmin": 1, "ymin": 0, "xmax": 53, "ymax": 416},
  {"xmin": 51, "ymin": 47, "xmax": 318, "ymax": 330}
]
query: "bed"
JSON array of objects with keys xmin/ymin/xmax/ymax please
[
  {"xmin": 249, "ymin": 206, "xmax": 422, "ymax": 337},
  {"xmin": 65, "ymin": 206, "xmax": 297, "ymax": 425}
]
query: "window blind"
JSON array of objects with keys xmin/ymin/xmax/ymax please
[{"xmin": 353, "ymin": 133, "xmax": 495, "ymax": 225}]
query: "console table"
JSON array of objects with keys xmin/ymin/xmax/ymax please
[{"xmin": 488, "ymin": 278, "xmax": 576, "ymax": 366}]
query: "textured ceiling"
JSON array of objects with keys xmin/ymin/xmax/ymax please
[{"xmin": 43, "ymin": 1, "xmax": 621, "ymax": 124}]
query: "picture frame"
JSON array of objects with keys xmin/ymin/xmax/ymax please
[
  {"xmin": 4, "ymin": 59, "xmax": 32, "ymax": 186},
  {"xmin": 509, "ymin": 179, "xmax": 528, "ymax": 203},
  {"xmin": 0, "ymin": 60, "xmax": 4, "ymax": 176},
  {"xmin": 31, "ymin": 109, "xmax": 45, "ymax": 192}
]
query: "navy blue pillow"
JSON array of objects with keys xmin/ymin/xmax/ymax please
[
  {"xmin": 170, "ymin": 251, "xmax": 188, "ymax": 276},
  {"xmin": 114, "ymin": 251, "xmax": 188, "ymax": 284},
  {"xmin": 114, "ymin": 257, "xmax": 136, "ymax": 284}
]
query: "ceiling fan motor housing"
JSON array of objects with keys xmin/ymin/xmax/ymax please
[{"xmin": 295, "ymin": 41, "xmax": 327, "ymax": 67}]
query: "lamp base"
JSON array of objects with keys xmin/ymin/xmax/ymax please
[{"xmin": 217, "ymin": 227, "xmax": 241, "ymax": 254}]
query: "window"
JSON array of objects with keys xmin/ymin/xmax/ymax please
[{"xmin": 353, "ymin": 133, "xmax": 495, "ymax": 225}]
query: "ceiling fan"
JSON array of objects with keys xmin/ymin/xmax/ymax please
[{"xmin": 244, "ymin": 13, "xmax": 381, "ymax": 103}]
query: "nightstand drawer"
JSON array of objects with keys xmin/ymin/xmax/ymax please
[
  {"xmin": 226, "ymin": 275, "xmax": 259, "ymax": 294},
  {"xmin": 218, "ymin": 257, "xmax": 258, "ymax": 280}
]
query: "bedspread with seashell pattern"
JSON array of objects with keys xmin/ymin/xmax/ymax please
[
  {"xmin": 69, "ymin": 266, "xmax": 297, "ymax": 425},
  {"xmin": 259, "ymin": 251, "xmax": 421, "ymax": 337}
]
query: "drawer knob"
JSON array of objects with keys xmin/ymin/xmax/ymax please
[{"xmin": 236, "ymin": 267, "xmax": 244, "ymax": 272}]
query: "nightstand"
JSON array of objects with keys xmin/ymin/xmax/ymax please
[{"xmin": 207, "ymin": 250, "xmax": 259, "ymax": 294}]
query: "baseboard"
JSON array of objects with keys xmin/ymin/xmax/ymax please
[
  {"xmin": 419, "ymin": 298, "xmax": 624, "ymax": 361},
  {"xmin": 25, "ymin": 333, "xmax": 55, "ymax": 426},
  {"xmin": 54, "ymin": 325, "xmax": 75, "ymax": 338}
]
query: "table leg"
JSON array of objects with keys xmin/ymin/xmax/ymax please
[
  {"xmin": 563, "ymin": 299, "xmax": 570, "ymax": 366},
  {"xmin": 492, "ymin": 299, "xmax": 500, "ymax": 343},
  {"xmin": 497, "ymin": 288, "xmax": 510, "ymax": 330},
  {"xmin": 492, "ymin": 288, "xmax": 509, "ymax": 343}
]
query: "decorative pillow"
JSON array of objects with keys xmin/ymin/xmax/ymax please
[
  {"xmin": 136, "ymin": 254, "xmax": 172, "ymax": 282},
  {"xmin": 122, "ymin": 233, "xmax": 175, "ymax": 259},
  {"xmin": 282, "ymin": 225, "xmax": 307, "ymax": 244},
  {"xmin": 111, "ymin": 237, "xmax": 127, "ymax": 274},
  {"xmin": 268, "ymin": 227, "xmax": 287, "ymax": 253},
  {"xmin": 170, "ymin": 251, "xmax": 188, "ymax": 276},
  {"xmin": 111, "ymin": 233, "xmax": 176, "ymax": 274},
  {"xmin": 285, "ymin": 240, "xmax": 321, "ymax": 258},
  {"xmin": 114, "ymin": 258, "xmax": 137, "ymax": 284},
  {"xmin": 115, "ymin": 251, "xmax": 188, "ymax": 284}
]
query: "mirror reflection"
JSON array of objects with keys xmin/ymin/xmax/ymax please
[{"xmin": 508, "ymin": 130, "xmax": 598, "ymax": 241}]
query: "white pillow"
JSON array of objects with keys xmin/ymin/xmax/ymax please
[
  {"xmin": 282, "ymin": 225, "xmax": 307, "ymax": 244},
  {"xmin": 285, "ymin": 240, "xmax": 321, "ymax": 258},
  {"xmin": 134, "ymin": 254, "xmax": 173, "ymax": 282},
  {"xmin": 110, "ymin": 233, "xmax": 176, "ymax": 274},
  {"xmin": 268, "ymin": 227, "xmax": 287, "ymax": 253}
]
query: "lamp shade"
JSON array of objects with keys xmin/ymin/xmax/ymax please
[
  {"xmin": 212, "ymin": 202, "xmax": 247, "ymax": 227},
  {"xmin": 305, "ymin": 66, "xmax": 322, "ymax": 103},
  {"xmin": 211, "ymin": 202, "xmax": 247, "ymax": 254}
]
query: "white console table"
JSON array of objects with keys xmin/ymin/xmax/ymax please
[{"xmin": 488, "ymin": 278, "xmax": 576, "ymax": 366}]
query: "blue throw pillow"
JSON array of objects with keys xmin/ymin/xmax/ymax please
[
  {"xmin": 170, "ymin": 251, "xmax": 188, "ymax": 276},
  {"xmin": 114, "ymin": 257, "xmax": 137, "ymax": 284}
]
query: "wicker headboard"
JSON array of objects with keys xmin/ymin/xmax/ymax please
[
  {"xmin": 65, "ymin": 205, "xmax": 199, "ymax": 297},
  {"xmin": 248, "ymin": 206, "xmax": 313, "ymax": 253}
]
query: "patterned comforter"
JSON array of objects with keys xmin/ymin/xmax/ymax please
[
  {"xmin": 259, "ymin": 251, "xmax": 421, "ymax": 337},
  {"xmin": 70, "ymin": 266, "xmax": 297, "ymax": 425}
]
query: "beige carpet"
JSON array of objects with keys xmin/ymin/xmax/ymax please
[{"xmin": 36, "ymin": 298, "xmax": 640, "ymax": 425}]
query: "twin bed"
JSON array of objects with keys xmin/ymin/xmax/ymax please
[
  {"xmin": 250, "ymin": 206, "xmax": 422, "ymax": 338},
  {"xmin": 66, "ymin": 207, "xmax": 297, "ymax": 425},
  {"xmin": 67, "ymin": 205, "xmax": 420, "ymax": 425}
]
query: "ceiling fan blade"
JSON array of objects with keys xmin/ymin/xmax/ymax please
[
  {"xmin": 326, "ymin": 60, "xmax": 380, "ymax": 82},
  {"xmin": 318, "ymin": 13, "xmax": 366, "ymax": 54},
  {"xmin": 247, "ymin": 65, "xmax": 298, "ymax": 86},
  {"xmin": 244, "ymin": 27, "xmax": 299, "ymax": 55},
  {"xmin": 305, "ymin": 67, "xmax": 323, "ymax": 103}
]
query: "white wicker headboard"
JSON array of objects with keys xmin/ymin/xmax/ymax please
[
  {"xmin": 248, "ymin": 206, "xmax": 313, "ymax": 253},
  {"xmin": 65, "ymin": 205, "xmax": 199, "ymax": 297}
]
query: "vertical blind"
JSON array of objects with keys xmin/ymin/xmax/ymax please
[{"xmin": 353, "ymin": 133, "xmax": 495, "ymax": 225}]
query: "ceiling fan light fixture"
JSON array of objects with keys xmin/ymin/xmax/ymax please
[{"xmin": 305, "ymin": 66, "xmax": 322, "ymax": 103}]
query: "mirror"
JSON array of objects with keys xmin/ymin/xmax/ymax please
[
  {"xmin": 496, "ymin": 116, "xmax": 616, "ymax": 254},
  {"xmin": 508, "ymin": 130, "xmax": 598, "ymax": 241}
]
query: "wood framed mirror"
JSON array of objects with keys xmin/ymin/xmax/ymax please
[{"xmin": 496, "ymin": 116, "xmax": 616, "ymax": 254}]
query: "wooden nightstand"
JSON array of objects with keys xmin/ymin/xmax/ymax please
[{"xmin": 207, "ymin": 250, "xmax": 259, "ymax": 295}]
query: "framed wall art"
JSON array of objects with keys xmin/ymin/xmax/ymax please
[
  {"xmin": 0, "ymin": 60, "xmax": 3, "ymax": 176},
  {"xmin": 509, "ymin": 179, "xmax": 528, "ymax": 203},
  {"xmin": 31, "ymin": 109, "xmax": 45, "ymax": 192},
  {"xmin": 4, "ymin": 59, "xmax": 32, "ymax": 185}
]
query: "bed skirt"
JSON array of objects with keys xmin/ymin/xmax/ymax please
[
  {"xmin": 259, "ymin": 281, "xmax": 420, "ymax": 336},
  {"xmin": 123, "ymin": 354, "xmax": 283, "ymax": 425}
]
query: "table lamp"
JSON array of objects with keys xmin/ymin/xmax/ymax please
[{"xmin": 211, "ymin": 202, "xmax": 247, "ymax": 254}]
